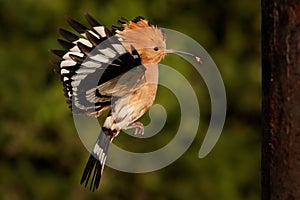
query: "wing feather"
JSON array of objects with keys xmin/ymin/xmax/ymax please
[{"xmin": 51, "ymin": 14, "xmax": 144, "ymax": 117}]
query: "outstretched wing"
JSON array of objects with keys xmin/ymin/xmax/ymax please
[{"xmin": 51, "ymin": 13, "xmax": 144, "ymax": 117}]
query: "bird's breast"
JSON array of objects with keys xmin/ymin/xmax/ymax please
[{"xmin": 110, "ymin": 64, "xmax": 159, "ymax": 130}]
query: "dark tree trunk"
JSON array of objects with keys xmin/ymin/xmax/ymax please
[{"xmin": 262, "ymin": 0, "xmax": 300, "ymax": 199}]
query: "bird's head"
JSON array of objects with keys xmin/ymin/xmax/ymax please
[
  {"xmin": 115, "ymin": 16, "xmax": 202, "ymax": 64},
  {"xmin": 115, "ymin": 17, "xmax": 166, "ymax": 64}
]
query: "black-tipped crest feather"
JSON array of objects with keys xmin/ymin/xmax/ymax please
[{"xmin": 132, "ymin": 16, "xmax": 145, "ymax": 23}]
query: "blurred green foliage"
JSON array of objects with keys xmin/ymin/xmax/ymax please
[{"xmin": 0, "ymin": 0, "xmax": 260, "ymax": 199}]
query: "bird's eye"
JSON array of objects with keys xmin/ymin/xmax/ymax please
[{"xmin": 153, "ymin": 46, "xmax": 159, "ymax": 51}]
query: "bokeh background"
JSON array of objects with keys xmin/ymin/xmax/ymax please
[{"xmin": 0, "ymin": 0, "xmax": 260, "ymax": 199}]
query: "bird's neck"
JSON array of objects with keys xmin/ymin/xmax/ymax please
[{"xmin": 143, "ymin": 63, "xmax": 159, "ymax": 84}]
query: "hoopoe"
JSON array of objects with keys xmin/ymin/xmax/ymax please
[{"xmin": 51, "ymin": 13, "xmax": 201, "ymax": 191}]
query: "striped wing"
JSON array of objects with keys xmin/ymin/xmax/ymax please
[{"xmin": 51, "ymin": 13, "xmax": 144, "ymax": 116}]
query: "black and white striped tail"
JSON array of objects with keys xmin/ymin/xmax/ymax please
[{"xmin": 80, "ymin": 127, "xmax": 114, "ymax": 191}]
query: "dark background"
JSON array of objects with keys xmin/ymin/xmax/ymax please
[{"xmin": 0, "ymin": 0, "xmax": 260, "ymax": 199}]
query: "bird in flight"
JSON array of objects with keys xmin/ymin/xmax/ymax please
[{"xmin": 51, "ymin": 13, "xmax": 201, "ymax": 191}]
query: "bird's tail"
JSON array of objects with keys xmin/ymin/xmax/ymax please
[{"xmin": 80, "ymin": 127, "xmax": 115, "ymax": 191}]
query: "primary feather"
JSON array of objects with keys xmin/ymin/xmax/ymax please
[{"xmin": 51, "ymin": 13, "xmax": 148, "ymax": 116}]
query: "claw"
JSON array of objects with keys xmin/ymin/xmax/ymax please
[{"xmin": 125, "ymin": 122, "xmax": 144, "ymax": 136}]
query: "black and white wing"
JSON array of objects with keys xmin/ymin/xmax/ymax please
[{"xmin": 51, "ymin": 13, "xmax": 144, "ymax": 117}]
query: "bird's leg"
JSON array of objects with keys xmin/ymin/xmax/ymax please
[{"xmin": 124, "ymin": 122, "xmax": 144, "ymax": 135}]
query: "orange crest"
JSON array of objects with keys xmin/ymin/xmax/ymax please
[{"xmin": 115, "ymin": 16, "xmax": 166, "ymax": 64}]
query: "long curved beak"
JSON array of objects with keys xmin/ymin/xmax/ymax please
[{"xmin": 165, "ymin": 49, "xmax": 203, "ymax": 64}]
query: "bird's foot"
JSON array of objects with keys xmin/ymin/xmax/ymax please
[{"xmin": 125, "ymin": 122, "xmax": 144, "ymax": 135}]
